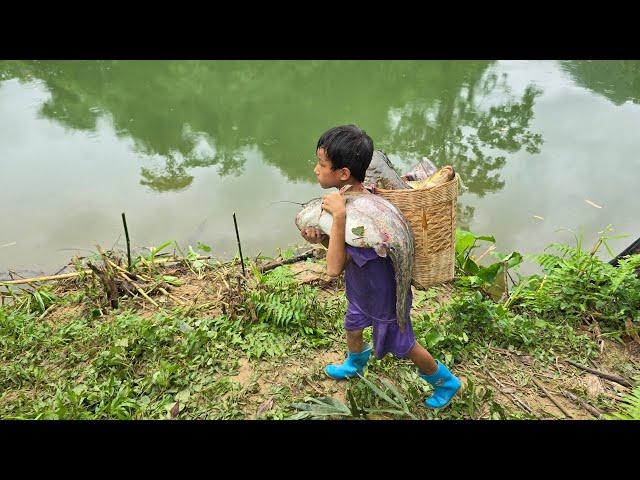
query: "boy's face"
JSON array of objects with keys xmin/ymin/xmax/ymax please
[{"xmin": 314, "ymin": 147, "xmax": 350, "ymax": 189}]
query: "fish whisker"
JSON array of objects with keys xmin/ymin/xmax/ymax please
[{"xmin": 270, "ymin": 200, "xmax": 307, "ymax": 207}]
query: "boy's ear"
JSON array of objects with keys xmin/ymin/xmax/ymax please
[{"xmin": 338, "ymin": 167, "xmax": 351, "ymax": 180}]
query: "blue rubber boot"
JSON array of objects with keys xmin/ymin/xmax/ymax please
[
  {"xmin": 325, "ymin": 345, "xmax": 372, "ymax": 380},
  {"xmin": 419, "ymin": 361, "xmax": 461, "ymax": 409}
]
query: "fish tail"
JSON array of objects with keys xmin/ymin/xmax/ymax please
[{"xmin": 388, "ymin": 248, "xmax": 409, "ymax": 331}]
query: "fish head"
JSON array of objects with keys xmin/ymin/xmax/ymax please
[
  {"xmin": 294, "ymin": 198, "xmax": 323, "ymax": 231},
  {"xmin": 363, "ymin": 150, "xmax": 410, "ymax": 190}
]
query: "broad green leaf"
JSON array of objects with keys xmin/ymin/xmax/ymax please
[
  {"xmin": 500, "ymin": 251, "xmax": 523, "ymax": 269},
  {"xmin": 351, "ymin": 226, "xmax": 365, "ymax": 237},
  {"xmin": 455, "ymin": 229, "xmax": 476, "ymax": 255},
  {"xmin": 462, "ymin": 258, "xmax": 481, "ymax": 275},
  {"xmin": 476, "ymin": 263, "xmax": 501, "ymax": 284},
  {"xmin": 475, "ymin": 235, "xmax": 496, "ymax": 243}
]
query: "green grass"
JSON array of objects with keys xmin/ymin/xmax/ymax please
[
  {"xmin": 1, "ymin": 228, "xmax": 638, "ymax": 419},
  {"xmin": 0, "ymin": 287, "xmax": 346, "ymax": 419}
]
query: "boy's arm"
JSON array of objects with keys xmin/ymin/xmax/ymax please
[
  {"xmin": 302, "ymin": 192, "xmax": 350, "ymax": 277},
  {"xmin": 326, "ymin": 212, "xmax": 348, "ymax": 277},
  {"xmin": 321, "ymin": 235, "xmax": 351, "ymax": 270}
]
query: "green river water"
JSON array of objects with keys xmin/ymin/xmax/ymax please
[{"xmin": 1, "ymin": 60, "xmax": 639, "ymax": 278}]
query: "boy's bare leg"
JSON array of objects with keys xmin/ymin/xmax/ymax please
[
  {"xmin": 346, "ymin": 329, "xmax": 365, "ymax": 353},
  {"xmin": 407, "ymin": 342, "xmax": 438, "ymax": 375},
  {"xmin": 325, "ymin": 328, "xmax": 371, "ymax": 379}
]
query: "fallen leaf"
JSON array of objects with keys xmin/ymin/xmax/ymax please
[
  {"xmin": 584, "ymin": 199, "xmax": 602, "ymax": 209},
  {"xmin": 257, "ymin": 397, "xmax": 275, "ymax": 416},
  {"xmin": 170, "ymin": 401, "xmax": 180, "ymax": 418}
]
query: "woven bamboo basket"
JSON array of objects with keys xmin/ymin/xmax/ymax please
[{"xmin": 376, "ymin": 176, "xmax": 458, "ymax": 290}]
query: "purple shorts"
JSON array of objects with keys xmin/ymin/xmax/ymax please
[{"xmin": 344, "ymin": 310, "xmax": 416, "ymax": 359}]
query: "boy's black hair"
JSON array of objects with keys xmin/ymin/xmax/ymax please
[{"xmin": 316, "ymin": 124, "xmax": 374, "ymax": 182}]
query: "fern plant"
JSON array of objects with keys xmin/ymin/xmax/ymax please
[
  {"xmin": 606, "ymin": 384, "xmax": 640, "ymax": 420},
  {"xmin": 509, "ymin": 234, "xmax": 640, "ymax": 330},
  {"xmin": 247, "ymin": 266, "xmax": 340, "ymax": 337}
]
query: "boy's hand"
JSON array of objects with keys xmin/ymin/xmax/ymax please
[
  {"xmin": 321, "ymin": 191, "xmax": 347, "ymax": 218},
  {"xmin": 300, "ymin": 227, "xmax": 327, "ymax": 244}
]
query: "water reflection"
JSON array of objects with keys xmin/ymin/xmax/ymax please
[
  {"xmin": 383, "ymin": 74, "xmax": 543, "ymax": 197},
  {"xmin": 562, "ymin": 60, "xmax": 640, "ymax": 106},
  {"xmin": 0, "ymin": 60, "xmax": 544, "ymax": 203}
]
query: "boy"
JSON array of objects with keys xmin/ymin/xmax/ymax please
[{"xmin": 300, "ymin": 124, "xmax": 461, "ymax": 409}]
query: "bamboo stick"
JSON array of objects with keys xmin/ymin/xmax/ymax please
[
  {"xmin": 0, "ymin": 271, "xmax": 91, "ymax": 286},
  {"xmin": 0, "ymin": 254, "xmax": 216, "ymax": 286},
  {"xmin": 121, "ymin": 212, "xmax": 132, "ymax": 271},
  {"xmin": 117, "ymin": 271, "xmax": 159, "ymax": 308},
  {"xmin": 233, "ymin": 212, "xmax": 246, "ymax": 277},
  {"xmin": 259, "ymin": 250, "xmax": 315, "ymax": 273},
  {"xmin": 158, "ymin": 287, "xmax": 185, "ymax": 305},
  {"xmin": 564, "ymin": 359, "xmax": 633, "ymax": 388},
  {"xmin": 481, "ymin": 367, "xmax": 533, "ymax": 415},
  {"xmin": 561, "ymin": 390, "xmax": 602, "ymax": 419},
  {"xmin": 530, "ymin": 376, "xmax": 573, "ymax": 419},
  {"xmin": 105, "ymin": 258, "xmax": 151, "ymax": 282}
]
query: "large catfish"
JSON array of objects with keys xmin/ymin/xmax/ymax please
[
  {"xmin": 295, "ymin": 190, "xmax": 415, "ymax": 330},
  {"xmin": 363, "ymin": 150, "xmax": 411, "ymax": 190}
]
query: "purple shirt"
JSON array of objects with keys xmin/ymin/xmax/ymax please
[{"xmin": 344, "ymin": 245, "xmax": 412, "ymax": 323}]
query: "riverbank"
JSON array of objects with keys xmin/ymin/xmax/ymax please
[{"xmin": 1, "ymin": 234, "xmax": 639, "ymax": 420}]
